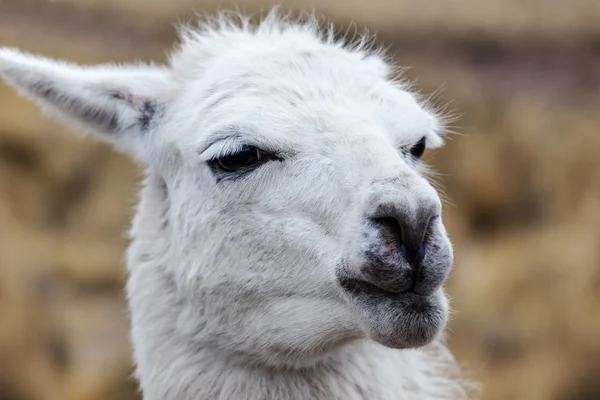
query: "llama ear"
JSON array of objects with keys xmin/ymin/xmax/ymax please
[{"xmin": 0, "ymin": 47, "xmax": 171, "ymax": 162}]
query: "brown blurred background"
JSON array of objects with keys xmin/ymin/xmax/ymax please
[{"xmin": 0, "ymin": 0, "xmax": 599, "ymax": 399}]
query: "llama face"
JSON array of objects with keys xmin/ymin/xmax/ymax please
[
  {"xmin": 0, "ymin": 16, "xmax": 453, "ymax": 369},
  {"xmin": 158, "ymin": 31, "xmax": 452, "ymax": 365}
]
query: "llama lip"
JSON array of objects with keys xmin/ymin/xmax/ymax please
[
  {"xmin": 339, "ymin": 277, "xmax": 415, "ymax": 298},
  {"xmin": 337, "ymin": 275, "xmax": 448, "ymax": 349},
  {"xmin": 338, "ymin": 277, "xmax": 433, "ymax": 304}
]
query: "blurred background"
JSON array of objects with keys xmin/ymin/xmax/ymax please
[{"xmin": 0, "ymin": 0, "xmax": 599, "ymax": 399}]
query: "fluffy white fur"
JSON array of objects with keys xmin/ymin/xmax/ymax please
[{"xmin": 0, "ymin": 10, "xmax": 470, "ymax": 400}]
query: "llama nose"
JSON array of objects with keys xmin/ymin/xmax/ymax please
[
  {"xmin": 358, "ymin": 197, "xmax": 443, "ymax": 296},
  {"xmin": 369, "ymin": 189, "xmax": 441, "ymax": 266}
]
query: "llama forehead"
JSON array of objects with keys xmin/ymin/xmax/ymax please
[
  {"xmin": 167, "ymin": 21, "xmax": 442, "ymax": 157},
  {"xmin": 175, "ymin": 35, "xmax": 388, "ymax": 102},
  {"xmin": 187, "ymin": 94, "xmax": 435, "ymax": 162},
  {"xmin": 188, "ymin": 93, "xmax": 437, "ymax": 163}
]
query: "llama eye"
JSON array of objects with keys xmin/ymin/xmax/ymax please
[
  {"xmin": 212, "ymin": 145, "xmax": 270, "ymax": 173},
  {"xmin": 409, "ymin": 137, "xmax": 427, "ymax": 160}
]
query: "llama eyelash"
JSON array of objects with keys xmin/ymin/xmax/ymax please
[
  {"xmin": 199, "ymin": 138, "xmax": 251, "ymax": 161},
  {"xmin": 199, "ymin": 131, "xmax": 289, "ymax": 162}
]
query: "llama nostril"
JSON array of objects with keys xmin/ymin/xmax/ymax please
[
  {"xmin": 371, "ymin": 216, "xmax": 428, "ymax": 269},
  {"xmin": 370, "ymin": 217, "xmax": 403, "ymax": 242},
  {"xmin": 400, "ymin": 244, "xmax": 426, "ymax": 268},
  {"xmin": 370, "ymin": 207, "xmax": 437, "ymax": 270}
]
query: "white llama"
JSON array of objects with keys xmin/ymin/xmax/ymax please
[{"xmin": 0, "ymin": 11, "xmax": 469, "ymax": 400}]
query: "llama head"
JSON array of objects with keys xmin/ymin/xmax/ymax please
[{"xmin": 0, "ymin": 12, "xmax": 453, "ymax": 368}]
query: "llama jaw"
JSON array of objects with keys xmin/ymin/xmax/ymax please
[{"xmin": 337, "ymin": 275, "xmax": 449, "ymax": 349}]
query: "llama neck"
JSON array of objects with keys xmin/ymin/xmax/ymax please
[{"xmin": 171, "ymin": 340, "xmax": 461, "ymax": 400}]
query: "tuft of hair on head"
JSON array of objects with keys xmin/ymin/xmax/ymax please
[{"xmin": 168, "ymin": 7, "xmax": 388, "ymax": 78}]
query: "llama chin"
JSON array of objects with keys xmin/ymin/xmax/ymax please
[{"xmin": 0, "ymin": 9, "xmax": 471, "ymax": 400}]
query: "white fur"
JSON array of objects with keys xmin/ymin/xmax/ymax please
[{"xmin": 0, "ymin": 9, "xmax": 470, "ymax": 400}]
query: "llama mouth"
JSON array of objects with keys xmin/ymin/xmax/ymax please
[
  {"xmin": 337, "ymin": 277, "xmax": 448, "ymax": 349},
  {"xmin": 338, "ymin": 278, "xmax": 419, "ymax": 299},
  {"xmin": 338, "ymin": 278, "xmax": 440, "ymax": 315}
]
